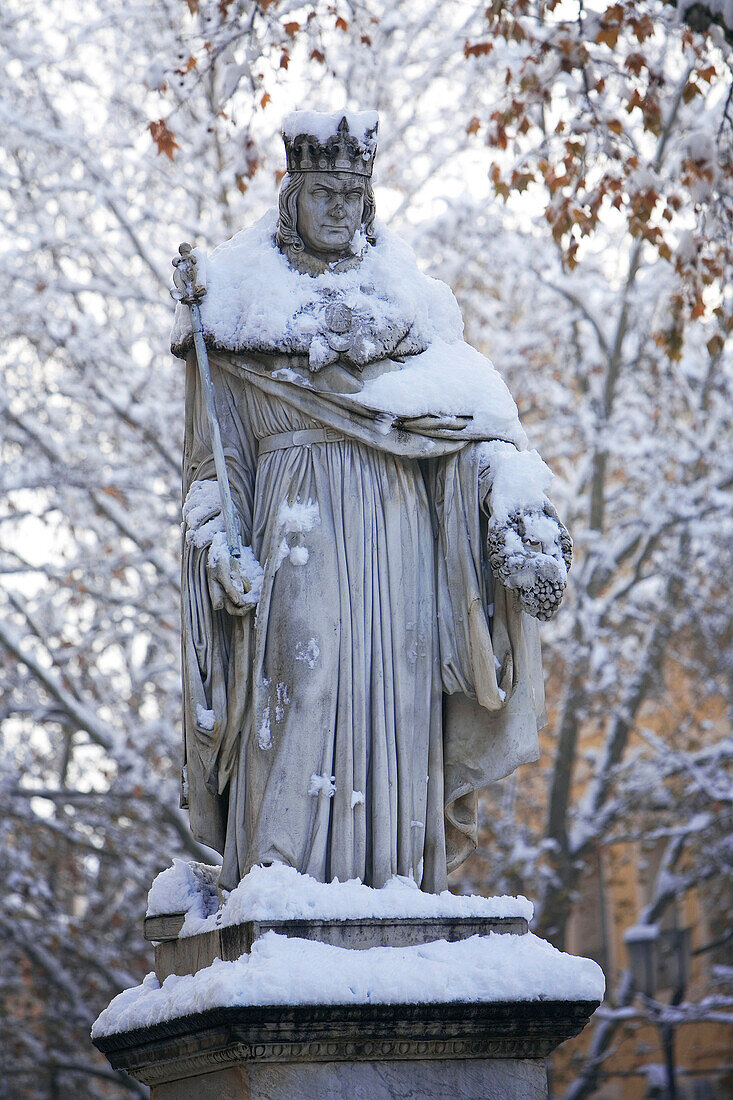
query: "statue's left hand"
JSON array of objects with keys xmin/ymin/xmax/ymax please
[
  {"xmin": 487, "ymin": 501, "xmax": 572, "ymax": 621},
  {"xmin": 206, "ymin": 539, "xmax": 255, "ymax": 617}
]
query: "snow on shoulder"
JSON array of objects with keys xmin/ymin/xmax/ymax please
[
  {"xmin": 169, "ymin": 213, "xmax": 527, "ymax": 446},
  {"xmin": 170, "ymin": 211, "xmax": 460, "ymax": 361},
  {"xmin": 92, "ymin": 929, "xmax": 605, "ymax": 1037}
]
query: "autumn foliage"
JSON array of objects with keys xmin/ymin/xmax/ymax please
[{"xmin": 462, "ymin": 3, "xmax": 731, "ymax": 358}]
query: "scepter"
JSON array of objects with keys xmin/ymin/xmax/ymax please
[{"xmin": 171, "ymin": 243, "xmax": 244, "ymax": 573}]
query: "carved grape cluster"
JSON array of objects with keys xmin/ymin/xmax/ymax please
[{"xmin": 487, "ymin": 502, "xmax": 573, "ymax": 622}]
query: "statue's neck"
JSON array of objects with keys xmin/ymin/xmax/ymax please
[{"xmin": 283, "ymin": 244, "xmax": 364, "ymax": 277}]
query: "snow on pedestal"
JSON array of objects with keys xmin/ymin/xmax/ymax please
[
  {"xmin": 93, "ymin": 924, "xmax": 604, "ymax": 1038},
  {"xmin": 146, "ymin": 860, "xmax": 535, "ymax": 932},
  {"xmin": 96, "ymin": 862, "xmax": 603, "ymax": 1037},
  {"xmin": 92, "ymin": 864, "xmax": 604, "ymax": 1099}
]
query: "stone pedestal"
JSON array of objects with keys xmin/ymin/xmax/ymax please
[
  {"xmin": 93, "ymin": 910, "xmax": 601, "ymax": 1098},
  {"xmin": 151, "ymin": 1060, "xmax": 546, "ymax": 1100},
  {"xmin": 94, "ymin": 998, "xmax": 597, "ymax": 1099},
  {"xmin": 145, "ymin": 912, "xmax": 529, "ymax": 981}
]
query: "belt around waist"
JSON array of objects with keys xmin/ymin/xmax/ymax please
[{"xmin": 258, "ymin": 427, "xmax": 345, "ymax": 455}]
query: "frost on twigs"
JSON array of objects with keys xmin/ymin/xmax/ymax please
[{"xmin": 487, "ymin": 503, "xmax": 573, "ymax": 621}]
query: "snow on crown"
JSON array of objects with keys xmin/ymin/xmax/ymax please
[{"xmin": 282, "ymin": 109, "xmax": 379, "ymax": 177}]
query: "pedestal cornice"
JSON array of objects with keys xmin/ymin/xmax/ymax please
[{"xmin": 93, "ymin": 997, "xmax": 599, "ymax": 1087}]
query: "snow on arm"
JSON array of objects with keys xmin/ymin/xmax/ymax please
[
  {"xmin": 359, "ymin": 339, "xmax": 526, "ymax": 445},
  {"xmin": 478, "ymin": 442, "xmax": 554, "ymax": 521},
  {"xmin": 183, "ymin": 480, "xmax": 222, "ymax": 528},
  {"xmin": 479, "ymin": 442, "xmax": 572, "ymax": 621},
  {"xmin": 183, "ymin": 480, "xmax": 226, "ymax": 548}
]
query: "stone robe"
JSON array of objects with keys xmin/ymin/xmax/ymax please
[{"xmin": 181, "ymin": 350, "xmax": 545, "ymax": 893}]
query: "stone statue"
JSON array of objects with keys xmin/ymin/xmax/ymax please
[{"xmin": 171, "ymin": 110, "xmax": 571, "ymax": 895}]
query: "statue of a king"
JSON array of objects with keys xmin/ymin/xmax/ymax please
[{"xmin": 171, "ymin": 110, "xmax": 572, "ymax": 895}]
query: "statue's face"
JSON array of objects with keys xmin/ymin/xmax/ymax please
[{"xmin": 296, "ymin": 171, "xmax": 366, "ymax": 260}]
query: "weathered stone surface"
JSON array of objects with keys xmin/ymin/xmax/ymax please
[
  {"xmin": 153, "ymin": 1066, "xmax": 251, "ymax": 1100},
  {"xmin": 151, "ymin": 914, "xmax": 529, "ymax": 981},
  {"xmin": 144, "ymin": 912, "xmax": 185, "ymax": 942},
  {"xmin": 151, "ymin": 1057, "xmax": 548, "ymax": 1099}
]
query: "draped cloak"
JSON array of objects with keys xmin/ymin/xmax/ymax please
[
  {"xmin": 180, "ymin": 347, "xmax": 546, "ymax": 893},
  {"xmin": 174, "ymin": 215, "xmax": 546, "ymax": 893}
]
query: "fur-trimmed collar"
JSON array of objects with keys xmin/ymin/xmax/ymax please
[{"xmin": 171, "ymin": 210, "xmax": 464, "ymax": 370}]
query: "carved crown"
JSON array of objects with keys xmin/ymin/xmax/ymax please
[{"xmin": 282, "ymin": 114, "xmax": 378, "ymax": 177}]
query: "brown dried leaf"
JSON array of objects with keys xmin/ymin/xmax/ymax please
[
  {"xmin": 625, "ymin": 52, "xmax": 645, "ymax": 75},
  {"xmin": 707, "ymin": 333, "xmax": 724, "ymax": 357},
  {"xmin": 631, "ymin": 14, "xmax": 654, "ymax": 41},
  {"xmin": 682, "ymin": 81, "xmax": 701, "ymax": 103},
  {"xmin": 148, "ymin": 119, "xmax": 179, "ymax": 160},
  {"xmin": 464, "ymin": 40, "xmax": 493, "ymax": 58},
  {"xmin": 595, "ymin": 26, "xmax": 619, "ymax": 48}
]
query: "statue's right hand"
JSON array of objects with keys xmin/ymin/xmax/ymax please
[{"xmin": 206, "ymin": 540, "xmax": 254, "ymax": 616}]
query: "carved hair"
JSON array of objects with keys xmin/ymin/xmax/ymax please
[{"xmin": 275, "ymin": 171, "xmax": 376, "ymax": 254}]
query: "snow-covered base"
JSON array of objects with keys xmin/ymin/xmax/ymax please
[
  {"xmin": 92, "ymin": 928, "xmax": 605, "ymax": 1038},
  {"xmin": 145, "ymin": 861, "xmax": 535, "ymax": 936}
]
